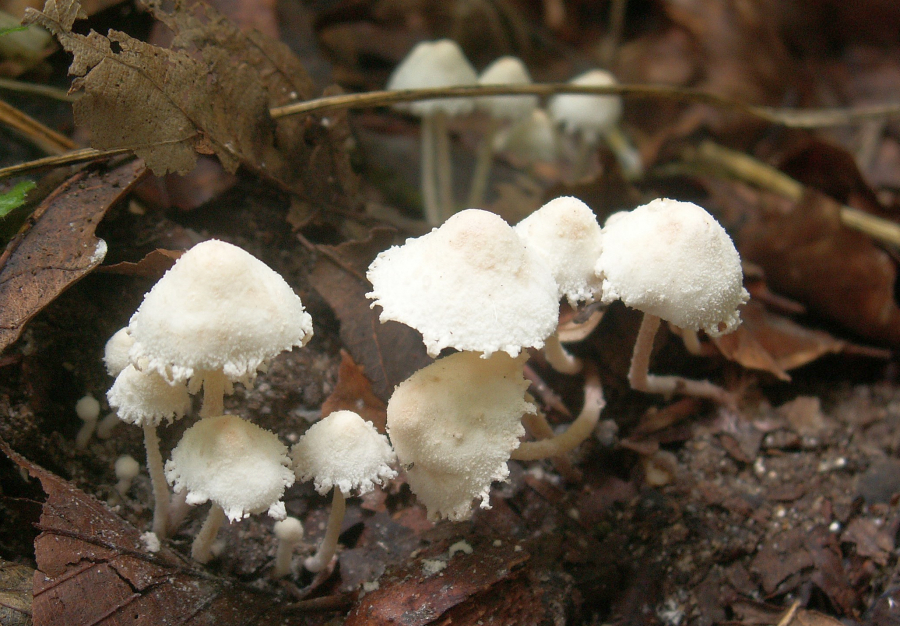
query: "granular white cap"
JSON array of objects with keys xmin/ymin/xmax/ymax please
[
  {"xmin": 514, "ymin": 196, "xmax": 604, "ymax": 305},
  {"xmin": 292, "ymin": 410, "xmax": 396, "ymax": 496},
  {"xmin": 367, "ymin": 209, "xmax": 559, "ymax": 358},
  {"xmin": 107, "ymin": 365, "xmax": 191, "ymax": 427},
  {"xmin": 386, "ymin": 351, "xmax": 533, "ymax": 521},
  {"xmin": 386, "ymin": 39, "xmax": 478, "ymax": 117},
  {"xmin": 165, "ymin": 415, "xmax": 295, "ymax": 522},
  {"xmin": 476, "ymin": 56, "xmax": 538, "ymax": 121},
  {"xmin": 75, "ymin": 395, "xmax": 101, "ymax": 422},
  {"xmin": 127, "ymin": 240, "xmax": 313, "ymax": 385},
  {"xmin": 596, "ymin": 198, "xmax": 749, "ymax": 335},
  {"xmin": 549, "ymin": 69, "xmax": 622, "ymax": 142},
  {"xmin": 103, "ymin": 328, "xmax": 135, "ymax": 377},
  {"xmin": 494, "ymin": 108, "xmax": 559, "ymax": 162}
]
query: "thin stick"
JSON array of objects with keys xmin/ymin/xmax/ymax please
[
  {"xmin": 0, "ymin": 78, "xmax": 75, "ymax": 102},
  {"xmin": 434, "ymin": 111, "xmax": 454, "ymax": 219},
  {"xmin": 143, "ymin": 423, "xmax": 170, "ymax": 540},
  {"xmin": 305, "ymin": 488, "xmax": 346, "ymax": 573}
]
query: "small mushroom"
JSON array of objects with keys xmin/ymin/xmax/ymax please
[
  {"xmin": 386, "ymin": 40, "xmax": 478, "ymax": 224},
  {"xmin": 596, "ymin": 198, "xmax": 749, "ymax": 403},
  {"xmin": 493, "ymin": 108, "xmax": 560, "ymax": 165},
  {"xmin": 367, "ymin": 208, "xmax": 559, "ymax": 358},
  {"xmin": 272, "ymin": 517, "xmax": 304, "ymax": 578},
  {"xmin": 75, "ymin": 394, "xmax": 101, "ymax": 449},
  {"xmin": 291, "ymin": 411, "xmax": 396, "ymax": 572},
  {"xmin": 114, "ymin": 455, "xmax": 140, "ymax": 497},
  {"xmin": 165, "ymin": 415, "xmax": 295, "ymax": 563},
  {"xmin": 103, "ymin": 327, "xmax": 135, "ymax": 377}
]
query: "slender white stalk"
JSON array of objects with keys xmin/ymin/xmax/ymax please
[
  {"xmin": 304, "ymin": 488, "xmax": 346, "ymax": 573},
  {"xmin": 543, "ymin": 332, "xmax": 583, "ymax": 374},
  {"xmin": 272, "ymin": 518, "xmax": 304, "ymax": 579},
  {"xmin": 96, "ymin": 412, "xmax": 120, "ymax": 439},
  {"xmin": 678, "ymin": 326, "xmax": 704, "ymax": 356},
  {"xmin": 521, "ymin": 411, "xmax": 581, "ymax": 481},
  {"xmin": 421, "ymin": 114, "xmax": 440, "ymax": 226},
  {"xmin": 602, "ymin": 126, "xmax": 643, "ymax": 180},
  {"xmin": 75, "ymin": 418, "xmax": 98, "ymax": 449},
  {"xmin": 143, "ymin": 424, "xmax": 170, "ymax": 539},
  {"xmin": 192, "ymin": 503, "xmax": 226, "ymax": 564},
  {"xmin": 512, "ymin": 369, "xmax": 605, "ymax": 460},
  {"xmin": 168, "ymin": 488, "xmax": 191, "ymax": 533},
  {"xmin": 434, "ymin": 111, "xmax": 454, "ymax": 220},
  {"xmin": 199, "ymin": 371, "xmax": 227, "ymax": 418},
  {"xmin": 466, "ymin": 119, "xmax": 500, "ymax": 207}
]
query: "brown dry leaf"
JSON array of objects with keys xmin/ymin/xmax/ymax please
[
  {"xmin": 841, "ymin": 518, "xmax": 895, "ymax": 566},
  {"xmin": 321, "ymin": 349, "xmax": 388, "ymax": 432},
  {"xmin": 97, "ymin": 248, "xmax": 180, "ymax": 278},
  {"xmin": 0, "ymin": 559, "xmax": 32, "ymax": 626},
  {"xmin": 0, "ymin": 439, "xmax": 285, "ymax": 626},
  {"xmin": 0, "ymin": 159, "xmax": 147, "ymax": 353},
  {"xmin": 308, "ymin": 228, "xmax": 432, "ymax": 402},
  {"xmin": 738, "ymin": 189, "xmax": 900, "ymax": 347}
]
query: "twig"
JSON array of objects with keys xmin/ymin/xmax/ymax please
[
  {"xmin": 775, "ymin": 601, "xmax": 801, "ymax": 626},
  {"xmin": 0, "ymin": 147, "xmax": 133, "ymax": 179},
  {"xmin": 0, "ymin": 99, "xmax": 76, "ymax": 155},
  {"xmin": 0, "ymin": 77, "xmax": 75, "ymax": 102}
]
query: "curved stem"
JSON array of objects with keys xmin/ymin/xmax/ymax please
[
  {"xmin": 512, "ymin": 367, "xmax": 605, "ymax": 460},
  {"xmin": 304, "ymin": 488, "xmax": 346, "ymax": 573},
  {"xmin": 192, "ymin": 503, "xmax": 226, "ymax": 564},
  {"xmin": 602, "ymin": 126, "xmax": 644, "ymax": 180},
  {"xmin": 96, "ymin": 412, "xmax": 120, "ymax": 439},
  {"xmin": 421, "ymin": 114, "xmax": 440, "ymax": 226},
  {"xmin": 628, "ymin": 313, "xmax": 660, "ymax": 392},
  {"xmin": 467, "ymin": 119, "xmax": 500, "ymax": 207},
  {"xmin": 521, "ymin": 410, "xmax": 582, "ymax": 481},
  {"xmin": 143, "ymin": 424, "xmax": 170, "ymax": 539},
  {"xmin": 434, "ymin": 111, "xmax": 454, "ymax": 220},
  {"xmin": 543, "ymin": 332, "xmax": 583, "ymax": 374}
]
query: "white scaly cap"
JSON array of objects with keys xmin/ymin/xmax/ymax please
[
  {"xmin": 596, "ymin": 198, "xmax": 749, "ymax": 335},
  {"xmin": 476, "ymin": 56, "xmax": 538, "ymax": 121},
  {"xmin": 549, "ymin": 69, "xmax": 622, "ymax": 142},
  {"xmin": 386, "ymin": 351, "xmax": 533, "ymax": 521},
  {"xmin": 107, "ymin": 364, "xmax": 191, "ymax": 427},
  {"xmin": 386, "ymin": 39, "xmax": 478, "ymax": 117},
  {"xmin": 103, "ymin": 328, "xmax": 135, "ymax": 377},
  {"xmin": 291, "ymin": 410, "xmax": 396, "ymax": 496},
  {"xmin": 165, "ymin": 415, "xmax": 295, "ymax": 521},
  {"xmin": 514, "ymin": 196, "xmax": 604, "ymax": 305},
  {"xmin": 367, "ymin": 209, "xmax": 559, "ymax": 358},
  {"xmin": 127, "ymin": 240, "xmax": 313, "ymax": 385}
]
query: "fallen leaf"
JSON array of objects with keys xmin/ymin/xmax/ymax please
[
  {"xmin": 308, "ymin": 228, "xmax": 432, "ymax": 402},
  {"xmin": 0, "ymin": 438, "xmax": 285, "ymax": 626},
  {"xmin": 321, "ymin": 349, "xmax": 388, "ymax": 432},
  {"xmin": 0, "ymin": 159, "xmax": 147, "ymax": 353},
  {"xmin": 0, "ymin": 558, "xmax": 32, "ymax": 626},
  {"xmin": 97, "ymin": 248, "xmax": 181, "ymax": 278},
  {"xmin": 842, "ymin": 518, "xmax": 894, "ymax": 566}
]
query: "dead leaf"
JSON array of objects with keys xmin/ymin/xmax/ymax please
[
  {"xmin": 308, "ymin": 228, "xmax": 432, "ymax": 402},
  {"xmin": 0, "ymin": 438, "xmax": 285, "ymax": 626},
  {"xmin": 96, "ymin": 248, "xmax": 181, "ymax": 278},
  {"xmin": 0, "ymin": 159, "xmax": 147, "ymax": 353},
  {"xmin": 842, "ymin": 518, "xmax": 895, "ymax": 566},
  {"xmin": 321, "ymin": 349, "xmax": 388, "ymax": 432},
  {"xmin": 0, "ymin": 558, "xmax": 32, "ymax": 626}
]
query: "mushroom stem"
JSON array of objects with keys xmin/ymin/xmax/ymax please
[
  {"xmin": 192, "ymin": 503, "xmax": 226, "ymax": 564},
  {"xmin": 304, "ymin": 488, "xmax": 346, "ymax": 573},
  {"xmin": 168, "ymin": 488, "xmax": 191, "ymax": 533},
  {"xmin": 466, "ymin": 119, "xmax": 501, "ymax": 207},
  {"xmin": 96, "ymin": 412, "xmax": 120, "ymax": 439},
  {"xmin": 521, "ymin": 410, "xmax": 582, "ymax": 481},
  {"xmin": 571, "ymin": 134, "xmax": 596, "ymax": 179},
  {"xmin": 273, "ymin": 517, "xmax": 304, "ymax": 579},
  {"xmin": 543, "ymin": 332, "xmax": 583, "ymax": 374},
  {"xmin": 434, "ymin": 111, "xmax": 454, "ymax": 220},
  {"xmin": 199, "ymin": 370, "xmax": 228, "ymax": 418},
  {"xmin": 143, "ymin": 423, "xmax": 170, "ymax": 539},
  {"xmin": 421, "ymin": 114, "xmax": 441, "ymax": 226},
  {"xmin": 602, "ymin": 126, "xmax": 643, "ymax": 180},
  {"xmin": 629, "ymin": 313, "xmax": 734, "ymax": 405},
  {"xmin": 511, "ymin": 368, "xmax": 605, "ymax": 460}
]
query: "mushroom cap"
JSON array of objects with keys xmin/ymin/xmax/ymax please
[
  {"xmin": 367, "ymin": 209, "xmax": 559, "ymax": 358},
  {"xmin": 127, "ymin": 240, "xmax": 313, "ymax": 385},
  {"xmin": 494, "ymin": 108, "xmax": 559, "ymax": 162},
  {"xmin": 107, "ymin": 365, "xmax": 191, "ymax": 427},
  {"xmin": 386, "ymin": 351, "xmax": 532, "ymax": 521},
  {"xmin": 273, "ymin": 517, "xmax": 304, "ymax": 543},
  {"xmin": 104, "ymin": 328, "xmax": 135, "ymax": 377},
  {"xmin": 548, "ymin": 69, "xmax": 622, "ymax": 141},
  {"xmin": 476, "ymin": 56, "xmax": 538, "ymax": 121},
  {"xmin": 386, "ymin": 39, "xmax": 478, "ymax": 117},
  {"xmin": 75, "ymin": 395, "xmax": 101, "ymax": 422},
  {"xmin": 292, "ymin": 410, "xmax": 396, "ymax": 496},
  {"xmin": 165, "ymin": 415, "xmax": 295, "ymax": 522},
  {"xmin": 596, "ymin": 198, "xmax": 749, "ymax": 335},
  {"xmin": 114, "ymin": 455, "xmax": 140, "ymax": 481},
  {"xmin": 514, "ymin": 196, "xmax": 604, "ymax": 305}
]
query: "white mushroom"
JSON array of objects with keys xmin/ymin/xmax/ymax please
[
  {"xmin": 272, "ymin": 517, "xmax": 304, "ymax": 578},
  {"xmin": 114, "ymin": 455, "xmax": 140, "ymax": 497},
  {"xmin": 127, "ymin": 239, "xmax": 313, "ymax": 417},
  {"xmin": 367, "ymin": 209, "xmax": 559, "ymax": 358},
  {"xmin": 103, "ymin": 327, "xmax": 135, "ymax": 377},
  {"xmin": 386, "ymin": 351, "xmax": 532, "ymax": 521},
  {"xmin": 165, "ymin": 415, "xmax": 295, "ymax": 563},
  {"xmin": 386, "ymin": 40, "xmax": 478, "ymax": 224},
  {"xmin": 596, "ymin": 198, "xmax": 749, "ymax": 403},
  {"xmin": 291, "ymin": 410, "xmax": 396, "ymax": 572},
  {"xmin": 74, "ymin": 394, "xmax": 101, "ymax": 449},
  {"xmin": 494, "ymin": 108, "xmax": 560, "ymax": 164}
]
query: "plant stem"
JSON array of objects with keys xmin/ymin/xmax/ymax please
[
  {"xmin": 543, "ymin": 332, "xmax": 583, "ymax": 374},
  {"xmin": 421, "ymin": 114, "xmax": 440, "ymax": 226},
  {"xmin": 143, "ymin": 423, "xmax": 169, "ymax": 539},
  {"xmin": 192, "ymin": 503, "xmax": 226, "ymax": 564},
  {"xmin": 603, "ymin": 126, "xmax": 643, "ymax": 180},
  {"xmin": 304, "ymin": 488, "xmax": 346, "ymax": 573}
]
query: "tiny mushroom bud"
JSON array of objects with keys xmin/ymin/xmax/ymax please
[
  {"xmin": 166, "ymin": 415, "xmax": 295, "ymax": 564},
  {"xmin": 291, "ymin": 410, "xmax": 396, "ymax": 572},
  {"xmin": 103, "ymin": 328, "xmax": 135, "ymax": 377},
  {"xmin": 596, "ymin": 198, "xmax": 749, "ymax": 403},
  {"xmin": 272, "ymin": 516, "xmax": 304, "ymax": 578},
  {"xmin": 386, "ymin": 351, "xmax": 532, "ymax": 521},
  {"xmin": 75, "ymin": 394, "xmax": 101, "ymax": 449},
  {"xmin": 367, "ymin": 209, "xmax": 559, "ymax": 358},
  {"xmin": 114, "ymin": 455, "xmax": 140, "ymax": 497}
]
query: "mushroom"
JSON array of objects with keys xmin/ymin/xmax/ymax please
[
  {"xmin": 127, "ymin": 239, "xmax": 313, "ymax": 418},
  {"xmin": 367, "ymin": 208, "xmax": 559, "ymax": 358},
  {"xmin": 291, "ymin": 410, "xmax": 396, "ymax": 572},
  {"xmin": 272, "ymin": 516, "xmax": 304, "ymax": 578},
  {"xmin": 386, "ymin": 351, "xmax": 532, "ymax": 521},
  {"xmin": 103, "ymin": 327, "xmax": 135, "ymax": 378},
  {"xmin": 114, "ymin": 455, "xmax": 140, "ymax": 497},
  {"xmin": 596, "ymin": 198, "xmax": 749, "ymax": 403},
  {"xmin": 165, "ymin": 414, "xmax": 295, "ymax": 564},
  {"xmin": 468, "ymin": 56, "xmax": 539, "ymax": 206},
  {"xmin": 386, "ymin": 39, "xmax": 478, "ymax": 224},
  {"xmin": 548, "ymin": 69, "xmax": 642, "ymax": 179},
  {"xmin": 75, "ymin": 394, "xmax": 101, "ymax": 449},
  {"xmin": 493, "ymin": 108, "xmax": 560, "ymax": 165},
  {"xmin": 107, "ymin": 364, "xmax": 191, "ymax": 537}
]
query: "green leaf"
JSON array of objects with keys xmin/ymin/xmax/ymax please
[{"xmin": 0, "ymin": 180, "xmax": 36, "ymax": 218}]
